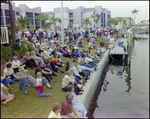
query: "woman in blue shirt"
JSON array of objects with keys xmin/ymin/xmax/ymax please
[{"xmin": 71, "ymin": 49, "xmax": 78, "ymax": 60}]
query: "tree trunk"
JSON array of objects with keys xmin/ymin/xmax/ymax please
[{"xmin": 8, "ymin": 1, "xmax": 15, "ymax": 42}]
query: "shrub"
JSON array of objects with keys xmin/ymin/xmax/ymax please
[
  {"xmin": 1, "ymin": 41, "xmax": 35, "ymax": 60},
  {"xmin": 1, "ymin": 45, "xmax": 13, "ymax": 61}
]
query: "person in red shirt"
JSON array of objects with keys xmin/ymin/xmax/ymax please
[{"xmin": 61, "ymin": 92, "xmax": 83, "ymax": 118}]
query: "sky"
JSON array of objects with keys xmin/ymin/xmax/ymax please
[{"xmin": 13, "ymin": 1, "xmax": 149, "ymax": 24}]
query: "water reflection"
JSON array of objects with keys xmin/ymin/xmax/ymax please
[
  {"xmin": 125, "ymin": 66, "xmax": 132, "ymax": 95},
  {"xmin": 87, "ymin": 39, "xmax": 149, "ymax": 118}
]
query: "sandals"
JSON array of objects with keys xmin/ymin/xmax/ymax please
[{"xmin": 2, "ymin": 102, "xmax": 7, "ymax": 106}]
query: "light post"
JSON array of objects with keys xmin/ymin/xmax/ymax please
[{"xmin": 61, "ymin": 1, "xmax": 64, "ymax": 47}]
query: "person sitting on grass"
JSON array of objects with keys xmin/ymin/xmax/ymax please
[
  {"xmin": 65, "ymin": 61, "xmax": 71, "ymax": 71},
  {"xmin": 47, "ymin": 56, "xmax": 65, "ymax": 74},
  {"xmin": 33, "ymin": 72, "xmax": 51, "ymax": 97},
  {"xmin": 91, "ymin": 36, "xmax": 96, "ymax": 44},
  {"xmin": 74, "ymin": 49, "xmax": 79, "ymax": 58},
  {"xmin": 94, "ymin": 48, "xmax": 102, "ymax": 57},
  {"xmin": 48, "ymin": 44, "xmax": 55, "ymax": 56},
  {"xmin": 67, "ymin": 85, "xmax": 88, "ymax": 118},
  {"xmin": 31, "ymin": 51, "xmax": 44, "ymax": 65},
  {"xmin": 25, "ymin": 70, "xmax": 53, "ymax": 89},
  {"xmin": 69, "ymin": 67, "xmax": 86, "ymax": 88},
  {"xmin": 22, "ymin": 52, "xmax": 36, "ymax": 69},
  {"xmin": 12, "ymin": 55, "xmax": 26, "ymax": 74},
  {"xmin": 71, "ymin": 49, "xmax": 78, "ymax": 60},
  {"xmin": 78, "ymin": 39, "xmax": 85, "ymax": 47},
  {"xmin": 79, "ymin": 54, "xmax": 94, "ymax": 68},
  {"xmin": 62, "ymin": 70, "xmax": 83, "ymax": 95},
  {"xmin": 35, "ymin": 61, "xmax": 56, "ymax": 84},
  {"xmin": 17, "ymin": 66, "xmax": 28, "ymax": 94},
  {"xmin": 61, "ymin": 92, "xmax": 83, "ymax": 118},
  {"xmin": 1, "ymin": 77, "xmax": 13, "ymax": 91},
  {"xmin": 1, "ymin": 83, "xmax": 14, "ymax": 106},
  {"xmin": 73, "ymin": 62, "xmax": 89, "ymax": 81},
  {"xmin": 87, "ymin": 36, "xmax": 90, "ymax": 42},
  {"xmin": 48, "ymin": 102, "xmax": 62, "ymax": 118},
  {"xmin": 62, "ymin": 46, "xmax": 71, "ymax": 58},
  {"xmin": 44, "ymin": 60, "xmax": 60, "ymax": 76},
  {"xmin": 3, "ymin": 63, "xmax": 18, "ymax": 84},
  {"xmin": 52, "ymin": 53, "xmax": 63, "ymax": 67},
  {"xmin": 73, "ymin": 59, "xmax": 95, "ymax": 76},
  {"xmin": 5, "ymin": 58, "xmax": 13, "ymax": 68}
]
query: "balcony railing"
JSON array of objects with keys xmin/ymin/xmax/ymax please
[{"xmin": 0, "ymin": 27, "xmax": 9, "ymax": 44}]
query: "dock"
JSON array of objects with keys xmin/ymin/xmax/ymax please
[{"xmin": 109, "ymin": 37, "xmax": 128, "ymax": 60}]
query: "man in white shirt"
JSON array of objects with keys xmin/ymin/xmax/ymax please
[
  {"xmin": 62, "ymin": 70, "xmax": 83, "ymax": 95},
  {"xmin": 48, "ymin": 44, "xmax": 55, "ymax": 56}
]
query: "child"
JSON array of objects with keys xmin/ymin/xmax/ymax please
[
  {"xmin": 17, "ymin": 66, "xmax": 28, "ymax": 94},
  {"xmin": 33, "ymin": 72, "xmax": 51, "ymax": 97}
]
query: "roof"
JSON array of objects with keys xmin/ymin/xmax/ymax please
[
  {"xmin": 83, "ymin": 8, "xmax": 95, "ymax": 12},
  {"xmin": 32, "ymin": 7, "xmax": 40, "ymax": 10}
]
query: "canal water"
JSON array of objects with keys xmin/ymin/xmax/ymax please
[{"xmin": 87, "ymin": 38, "xmax": 149, "ymax": 118}]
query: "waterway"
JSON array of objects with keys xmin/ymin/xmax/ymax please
[{"xmin": 87, "ymin": 38, "xmax": 149, "ymax": 118}]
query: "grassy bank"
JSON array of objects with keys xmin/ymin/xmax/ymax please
[{"xmin": 1, "ymin": 37, "xmax": 105, "ymax": 118}]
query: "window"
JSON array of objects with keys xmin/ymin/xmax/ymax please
[
  {"xmin": 16, "ymin": 12, "xmax": 19, "ymax": 15},
  {"xmin": 5, "ymin": 10, "xmax": 10, "ymax": 16},
  {"xmin": 93, "ymin": 12, "xmax": 95, "ymax": 15},
  {"xmin": 5, "ymin": 10, "xmax": 15, "ymax": 17},
  {"xmin": 69, "ymin": 13, "xmax": 73, "ymax": 18},
  {"xmin": 34, "ymin": 13, "xmax": 40, "ymax": 17},
  {"xmin": 13, "ymin": 11, "xmax": 15, "ymax": 17},
  {"xmin": 69, "ymin": 19, "xmax": 73, "ymax": 24},
  {"xmin": 14, "ymin": 18, "xmax": 16, "ymax": 22},
  {"xmin": 1, "ymin": 17, "xmax": 4, "ymax": 25},
  {"xmin": 35, "ymin": 19, "xmax": 39, "ymax": 25},
  {"xmin": 26, "ymin": 12, "xmax": 33, "ymax": 18},
  {"xmin": 1, "ymin": 9, "xmax": 3, "ymax": 16},
  {"xmin": 6, "ymin": 17, "xmax": 10, "ymax": 25}
]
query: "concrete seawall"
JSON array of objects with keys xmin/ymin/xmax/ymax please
[{"xmin": 78, "ymin": 50, "xmax": 110, "ymax": 110}]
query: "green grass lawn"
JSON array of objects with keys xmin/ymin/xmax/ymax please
[{"xmin": 1, "ymin": 37, "xmax": 105, "ymax": 118}]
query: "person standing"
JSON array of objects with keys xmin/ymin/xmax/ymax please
[
  {"xmin": 39, "ymin": 29, "xmax": 44, "ymax": 44},
  {"xmin": 17, "ymin": 66, "xmax": 28, "ymax": 94},
  {"xmin": 15, "ymin": 29, "xmax": 19, "ymax": 43}
]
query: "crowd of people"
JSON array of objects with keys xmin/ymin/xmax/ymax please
[{"xmin": 1, "ymin": 26, "xmax": 120, "ymax": 118}]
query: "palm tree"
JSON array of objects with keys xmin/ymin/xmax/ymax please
[
  {"xmin": 14, "ymin": 23, "xmax": 20, "ymax": 30},
  {"xmin": 107, "ymin": 17, "xmax": 118, "ymax": 27},
  {"xmin": 17, "ymin": 14, "xmax": 30, "ymax": 30},
  {"xmin": 126, "ymin": 17, "xmax": 133, "ymax": 27},
  {"xmin": 56, "ymin": 18, "xmax": 67, "ymax": 28},
  {"xmin": 50, "ymin": 16, "xmax": 60, "ymax": 28},
  {"xmin": 36, "ymin": 13, "xmax": 53, "ymax": 30},
  {"xmin": 68, "ymin": 23, "xmax": 73, "ymax": 28},
  {"xmin": 28, "ymin": 22, "xmax": 34, "ymax": 31},
  {"xmin": 91, "ymin": 13, "xmax": 102, "ymax": 27},
  {"xmin": 81, "ymin": 17, "xmax": 92, "ymax": 28},
  {"xmin": 132, "ymin": 9, "xmax": 138, "ymax": 36}
]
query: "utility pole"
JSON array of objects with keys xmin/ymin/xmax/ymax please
[
  {"xmin": 8, "ymin": 1, "xmax": 15, "ymax": 42},
  {"xmin": 61, "ymin": 1, "xmax": 64, "ymax": 47}
]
